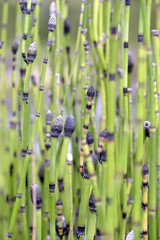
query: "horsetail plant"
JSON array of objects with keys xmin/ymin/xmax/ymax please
[
  {"xmin": 140, "ymin": 1, "xmax": 157, "ymax": 239},
  {"xmin": 30, "ymin": 184, "xmax": 42, "ymax": 240},
  {"xmin": 8, "ymin": 15, "xmax": 56, "ymax": 240},
  {"xmin": 56, "ymin": 198, "xmax": 69, "ymax": 238},
  {"xmin": 66, "ymin": 153, "xmax": 74, "ymax": 240},
  {"xmin": 58, "ymin": 114, "xmax": 75, "ymax": 226},
  {"xmin": 87, "ymin": 191, "xmax": 97, "ymax": 240},
  {"xmin": 21, "ymin": 41, "xmax": 37, "ymax": 240},
  {"xmin": 142, "ymin": 164, "xmax": 149, "ymax": 240},
  {"xmin": 77, "ymin": 153, "xmax": 97, "ymax": 239},
  {"xmin": 81, "ymin": 138, "xmax": 107, "ymax": 238},
  {"xmin": 132, "ymin": 5, "xmax": 145, "ymax": 239},
  {"xmin": 9, "ymin": 40, "xmax": 19, "ymax": 212},
  {"xmin": 42, "ymin": 110, "xmax": 52, "ymax": 240},
  {"xmin": 1, "ymin": 1, "xmax": 160, "ymax": 240},
  {"xmin": 49, "ymin": 115, "xmax": 63, "ymax": 240}
]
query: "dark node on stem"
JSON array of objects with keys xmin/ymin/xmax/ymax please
[
  {"xmin": 107, "ymin": 132, "xmax": 114, "ymax": 141},
  {"xmin": 83, "ymin": 40, "xmax": 89, "ymax": 52},
  {"xmin": 76, "ymin": 226, "xmax": 85, "ymax": 238},
  {"xmin": 31, "ymin": 0, "xmax": 36, "ymax": 11},
  {"xmin": 124, "ymin": 42, "xmax": 128, "ymax": 48},
  {"xmin": 21, "ymin": 149, "xmax": 27, "ymax": 157},
  {"xmin": 81, "ymin": 28, "xmax": 88, "ymax": 35},
  {"xmin": 64, "ymin": 114, "xmax": 75, "ymax": 137},
  {"xmin": 29, "ymin": 226, "xmax": 33, "ymax": 234},
  {"xmin": 31, "ymin": 74, "xmax": 37, "ymax": 86},
  {"xmin": 26, "ymin": 174, "xmax": 28, "ymax": 188},
  {"xmin": 0, "ymin": 40, "xmax": 4, "ymax": 49},
  {"xmin": 123, "ymin": 88, "xmax": 128, "ymax": 95},
  {"xmin": 97, "ymin": 151, "xmax": 101, "ymax": 164},
  {"xmin": 143, "ymin": 121, "xmax": 150, "ymax": 137},
  {"xmin": 41, "ymin": 149, "xmax": 45, "ymax": 157},
  {"xmin": 10, "ymin": 121, "xmax": 17, "ymax": 129},
  {"xmin": 46, "ymin": 110, "xmax": 52, "ymax": 125},
  {"xmin": 30, "ymin": 184, "xmax": 42, "ymax": 209},
  {"xmin": 91, "ymin": 153, "xmax": 97, "ymax": 169},
  {"xmin": 48, "ymin": 15, "xmax": 56, "ymax": 32},
  {"xmin": 58, "ymin": 179, "xmax": 64, "ymax": 192},
  {"xmin": 122, "ymin": 212, "xmax": 127, "ymax": 219},
  {"xmin": 75, "ymin": 136, "xmax": 79, "ymax": 143},
  {"xmin": 86, "ymin": 104, "xmax": 91, "ymax": 110},
  {"xmin": 20, "ymin": 206, "xmax": 26, "ymax": 213},
  {"xmin": 111, "ymin": 26, "xmax": 117, "ymax": 35},
  {"xmin": 93, "ymin": 40, "xmax": 97, "ymax": 47},
  {"xmin": 96, "ymin": 229, "xmax": 101, "ymax": 239},
  {"xmin": 123, "ymin": 173, "xmax": 127, "ymax": 180},
  {"xmin": 26, "ymin": 8, "xmax": 31, "ymax": 15},
  {"xmin": 64, "ymin": 18, "xmax": 70, "ymax": 34},
  {"xmin": 142, "ymin": 231, "xmax": 148, "ymax": 237},
  {"xmin": 45, "ymin": 141, "xmax": 51, "ymax": 150},
  {"xmin": 125, "ymin": 0, "xmax": 130, "ymax": 6},
  {"xmin": 12, "ymin": 40, "xmax": 19, "ymax": 55},
  {"xmin": 23, "ymin": 0, "xmax": 27, "ymax": 13},
  {"xmin": 5, "ymin": 147, "xmax": 9, "ymax": 152},
  {"xmin": 143, "ymin": 164, "xmax": 149, "ymax": 176},
  {"xmin": 142, "ymin": 182, "xmax": 148, "ymax": 188},
  {"xmin": 38, "ymin": 162, "xmax": 44, "ymax": 184},
  {"xmin": 142, "ymin": 202, "xmax": 148, "ymax": 209},
  {"xmin": 87, "ymin": 86, "xmax": 95, "ymax": 98},
  {"xmin": 86, "ymin": 131, "xmax": 94, "ymax": 145},
  {"xmin": 12, "ymin": 65, "xmax": 16, "ymax": 71},
  {"xmin": 89, "ymin": 191, "xmax": 96, "ymax": 212},
  {"xmin": 55, "ymin": 215, "xmax": 69, "ymax": 237},
  {"xmin": 62, "ymin": 77, "xmax": 65, "ymax": 84},
  {"xmin": 43, "ymin": 58, "xmax": 48, "ymax": 64},
  {"xmin": 9, "ymin": 163, "xmax": 14, "ymax": 177},
  {"xmin": 6, "ymin": 195, "xmax": 9, "ymax": 203},
  {"xmin": 20, "ymin": 68, "xmax": 26, "ymax": 78},
  {"xmin": 51, "ymin": 115, "xmax": 63, "ymax": 138},
  {"xmin": 99, "ymin": 128, "xmax": 108, "ymax": 139},
  {"xmin": 109, "ymin": 74, "xmax": 115, "ymax": 81},
  {"xmin": 100, "ymin": 150, "xmax": 106, "ymax": 162},
  {"xmin": 23, "ymin": 92, "xmax": 29, "ymax": 102},
  {"xmin": 116, "ymin": 96, "xmax": 119, "ymax": 115},
  {"xmin": 103, "ymin": 69, "xmax": 107, "ymax": 78},
  {"xmin": 7, "ymin": 232, "xmax": 13, "ymax": 238},
  {"xmin": 138, "ymin": 34, "xmax": 143, "ymax": 43},
  {"xmin": 77, "ymin": 189, "xmax": 80, "ymax": 196},
  {"xmin": 23, "ymin": 33, "xmax": 27, "ymax": 40},
  {"xmin": 19, "ymin": 0, "xmax": 24, "ymax": 12},
  {"xmin": 103, "ymin": 42, "xmax": 106, "ymax": 54},
  {"xmin": 127, "ymin": 197, "xmax": 133, "ymax": 205},
  {"xmin": 49, "ymin": 183, "xmax": 55, "ymax": 193},
  {"xmin": 45, "ymin": 160, "xmax": 50, "ymax": 167},
  {"xmin": 56, "ymin": 198, "xmax": 62, "ymax": 207},
  {"xmin": 33, "ymin": 17, "xmax": 37, "ymax": 26},
  {"xmin": 128, "ymin": 50, "xmax": 134, "ymax": 74},
  {"xmin": 83, "ymin": 162, "xmax": 89, "ymax": 179},
  {"xmin": 27, "ymin": 42, "xmax": 37, "ymax": 62}
]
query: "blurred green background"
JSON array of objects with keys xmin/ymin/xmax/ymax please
[
  {"xmin": 0, "ymin": 0, "xmax": 157, "ymax": 100},
  {"xmin": 0, "ymin": 0, "xmax": 157, "ymax": 50}
]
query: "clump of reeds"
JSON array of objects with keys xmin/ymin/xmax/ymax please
[{"xmin": 0, "ymin": 0, "xmax": 160, "ymax": 240}]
